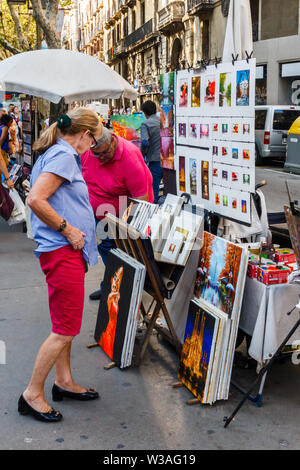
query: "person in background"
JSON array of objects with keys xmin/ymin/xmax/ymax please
[
  {"xmin": 140, "ymin": 100, "xmax": 162, "ymax": 204},
  {"xmin": 19, "ymin": 107, "xmax": 103, "ymax": 423},
  {"xmin": 0, "ymin": 114, "xmax": 14, "ymax": 190},
  {"xmin": 81, "ymin": 127, "xmax": 154, "ymax": 301}
]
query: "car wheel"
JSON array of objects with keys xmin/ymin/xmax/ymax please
[{"xmin": 255, "ymin": 145, "xmax": 263, "ymax": 166}]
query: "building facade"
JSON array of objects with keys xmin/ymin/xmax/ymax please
[{"xmin": 62, "ymin": 0, "xmax": 300, "ymax": 108}]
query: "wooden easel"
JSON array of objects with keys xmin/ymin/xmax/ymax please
[{"xmin": 88, "ymin": 213, "xmax": 182, "ymax": 368}]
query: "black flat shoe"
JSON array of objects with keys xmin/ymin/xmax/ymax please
[
  {"xmin": 89, "ymin": 289, "xmax": 102, "ymax": 300},
  {"xmin": 52, "ymin": 384, "xmax": 100, "ymax": 402},
  {"xmin": 18, "ymin": 394, "xmax": 63, "ymax": 423}
]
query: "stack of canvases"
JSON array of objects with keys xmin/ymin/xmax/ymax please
[
  {"xmin": 94, "ymin": 248, "xmax": 146, "ymax": 369},
  {"xmin": 178, "ymin": 231, "xmax": 248, "ymax": 404}
]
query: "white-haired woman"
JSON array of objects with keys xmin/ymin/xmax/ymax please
[{"xmin": 18, "ymin": 108, "xmax": 103, "ymax": 423}]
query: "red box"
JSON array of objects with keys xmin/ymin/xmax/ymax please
[
  {"xmin": 248, "ymin": 261, "xmax": 258, "ymax": 278},
  {"xmin": 274, "ymin": 249, "xmax": 296, "ymax": 264},
  {"xmin": 257, "ymin": 266, "xmax": 290, "ymax": 285}
]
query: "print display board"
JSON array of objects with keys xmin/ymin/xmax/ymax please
[{"xmin": 174, "ymin": 59, "xmax": 256, "ymax": 224}]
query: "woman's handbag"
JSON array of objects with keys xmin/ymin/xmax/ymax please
[
  {"xmin": 7, "ymin": 189, "xmax": 26, "ymax": 225},
  {"xmin": 0, "ymin": 183, "xmax": 14, "ymax": 221}
]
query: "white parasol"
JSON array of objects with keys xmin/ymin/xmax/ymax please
[
  {"xmin": 0, "ymin": 49, "xmax": 137, "ymax": 103},
  {"xmin": 222, "ymin": 0, "xmax": 253, "ymax": 63}
]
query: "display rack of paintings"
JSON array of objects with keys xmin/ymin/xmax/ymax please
[
  {"xmin": 178, "ymin": 231, "xmax": 248, "ymax": 404},
  {"xmin": 174, "ymin": 59, "xmax": 256, "ymax": 225}
]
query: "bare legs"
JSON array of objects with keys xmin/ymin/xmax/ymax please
[
  {"xmin": 23, "ymin": 332, "xmax": 83, "ymax": 413},
  {"xmin": 55, "ymin": 342, "xmax": 86, "ymax": 394}
]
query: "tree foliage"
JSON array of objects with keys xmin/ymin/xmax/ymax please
[
  {"xmin": 0, "ymin": 0, "xmax": 73, "ymax": 58},
  {"xmin": 0, "ymin": 1, "xmax": 36, "ymax": 58}
]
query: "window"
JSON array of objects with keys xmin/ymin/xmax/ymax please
[
  {"xmin": 123, "ymin": 16, "xmax": 128, "ymax": 37},
  {"xmin": 255, "ymin": 110, "xmax": 267, "ymax": 130},
  {"xmin": 273, "ymin": 110, "xmax": 300, "ymax": 131},
  {"xmin": 261, "ymin": 0, "xmax": 298, "ymax": 40},
  {"xmin": 256, "ymin": 65, "xmax": 267, "ymax": 105},
  {"xmin": 140, "ymin": 2, "xmax": 145, "ymax": 26},
  {"xmin": 132, "ymin": 10, "xmax": 136, "ymax": 32}
]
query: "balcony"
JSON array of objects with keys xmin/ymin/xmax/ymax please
[
  {"xmin": 158, "ymin": 1, "xmax": 185, "ymax": 34},
  {"xmin": 123, "ymin": 19, "xmax": 154, "ymax": 50},
  {"xmin": 187, "ymin": 0, "xmax": 214, "ymax": 14}
]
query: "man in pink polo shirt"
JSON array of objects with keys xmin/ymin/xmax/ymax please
[{"xmin": 81, "ymin": 127, "xmax": 154, "ymax": 300}]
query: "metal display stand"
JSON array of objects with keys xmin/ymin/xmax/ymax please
[
  {"xmin": 88, "ymin": 213, "xmax": 194, "ymax": 367},
  {"xmin": 224, "ymin": 184, "xmax": 300, "ymax": 427}
]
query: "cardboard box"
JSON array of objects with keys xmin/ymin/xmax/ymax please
[
  {"xmin": 248, "ymin": 261, "xmax": 258, "ymax": 278},
  {"xmin": 274, "ymin": 248, "xmax": 296, "ymax": 264},
  {"xmin": 257, "ymin": 266, "xmax": 290, "ymax": 285}
]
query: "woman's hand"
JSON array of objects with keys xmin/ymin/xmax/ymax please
[
  {"xmin": 6, "ymin": 179, "xmax": 14, "ymax": 190},
  {"xmin": 63, "ymin": 224, "xmax": 86, "ymax": 251}
]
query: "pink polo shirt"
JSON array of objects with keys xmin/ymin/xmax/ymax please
[{"xmin": 81, "ymin": 135, "xmax": 154, "ymax": 220}]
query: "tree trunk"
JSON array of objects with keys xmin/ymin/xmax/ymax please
[
  {"xmin": 30, "ymin": 0, "xmax": 61, "ymax": 49},
  {"xmin": 6, "ymin": 2, "xmax": 30, "ymax": 50}
]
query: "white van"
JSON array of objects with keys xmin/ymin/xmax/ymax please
[{"xmin": 255, "ymin": 105, "xmax": 300, "ymax": 165}]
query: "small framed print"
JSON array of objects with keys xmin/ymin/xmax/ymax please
[
  {"xmin": 211, "ymin": 120, "xmax": 220, "ymax": 140},
  {"xmin": 223, "ymin": 195, "xmax": 229, "ymax": 207},
  {"xmin": 176, "ymin": 118, "xmax": 188, "ymax": 145},
  {"xmin": 220, "ymin": 119, "xmax": 231, "ymax": 141},
  {"xmin": 241, "ymin": 199, "xmax": 248, "ymax": 214},
  {"xmin": 232, "ymin": 147, "xmax": 239, "ymax": 160},
  {"xmin": 241, "ymin": 117, "xmax": 255, "ymax": 142},
  {"xmin": 232, "ymin": 198, "xmax": 238, "ymax": 210}
]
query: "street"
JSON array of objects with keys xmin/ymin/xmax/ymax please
[{"xmin": 1, "ymin": 160, "xmax": 300, "ymax": 451}]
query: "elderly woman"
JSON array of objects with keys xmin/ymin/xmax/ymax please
[{"xmin": 18, "ymin": 107, "xmax": 103, "ymax": 423}]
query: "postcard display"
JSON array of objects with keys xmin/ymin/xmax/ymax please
[
  {"xmin": 21, "ymin": 98, "xmax": 35, "ymax": 168},
  {"xmin": 178, "ymin": 231, "xmax": 248, "ymax": 404},
  {"xmin": 175, "ymin": 59, "xmax": 256, "ymax": 225}
]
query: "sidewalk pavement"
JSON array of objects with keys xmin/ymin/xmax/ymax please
[{"xmin": 1, "ymin": 232, "xmax": 300, "ymax": 450}]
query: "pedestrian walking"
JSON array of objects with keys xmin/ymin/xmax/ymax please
[
  {"xmin": 140, "ymin": 100, "xmax": 162, "ymax": 203},
  {"xmin": 18, "ymin": 107, "xmax": 103, "ymax": 423}
]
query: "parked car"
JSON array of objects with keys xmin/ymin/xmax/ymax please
[{"xmin": 255, "ymin": 105, "xmax": 300, "ymax": 165}]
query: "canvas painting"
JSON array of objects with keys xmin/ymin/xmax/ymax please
[
  {"xmin": 179, "ymin": 156, "xmax": 186, "ymax": 192},
  {"xmin": 178, "ymin": 79, "xmax": 188, "ymax": 107},
  {"xmin": 111, "ymin": 114, "xmax": 146, "ymax": 148},
  {"xmin": 189, "ymin": 158, "xmax": 197, "ymax": 195},
  {"xmin": 160, "ymin": 105, "xmax": 174, "ymax": 138},
  {"xmin": 161, "ymin": 136, "xmax": 175, "ymax": 170},
  {"xmin": 191, "ymin": 76, "xmax": 201, "ymax": 108},
  {"xmin": 219, "ymin": 73, "xmax": 232, "ymax": 108},
  {"xmin": 236, "ymin": 69, "xmax": 250, "ymax": 106},
  {"xmin": 201, "ymin": 161, "xmax": 210, "ymax": 200},
  {"xmin": 194, "ymin": 231, "xmax": 243, "ymax": 317},
  {"xmin": 178, "ymin": 300, "xmax": 219, "ymax": 403},
  {"xmin": 204, "ymin": 75, "xmax": 216, "ymax": 107},
  {"xmin": 160, "ymin": 72, "xmax": 175, "ymax": 105},
  {"xmin": 94, "ymin": 251, "xmax": 138, "ymax": 365}
]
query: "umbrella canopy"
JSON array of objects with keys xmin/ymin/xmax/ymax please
[
  {"xmin": 222, "ymin": 0, "xmax": 253, "ymax": 63},
  {"xmin": 0, "ymin": 49, "xmax": 137, "ymax": 104}
]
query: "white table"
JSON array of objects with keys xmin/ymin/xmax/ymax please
[{"xmin": 239, "ymin": 276, "xmax": 300, "ymax": 362}]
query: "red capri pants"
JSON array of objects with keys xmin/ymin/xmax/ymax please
[{"xmin": 39, "ymin": 245, "xmax": 85, "ymax": 336}]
